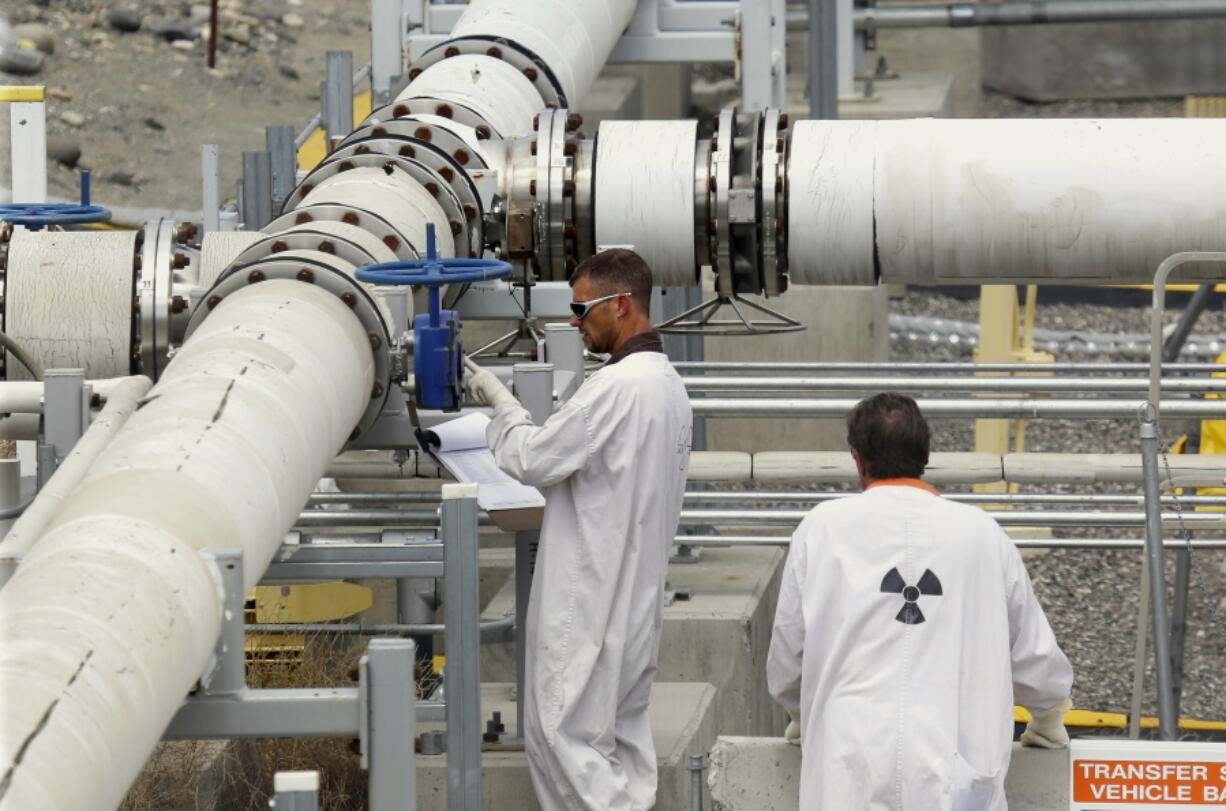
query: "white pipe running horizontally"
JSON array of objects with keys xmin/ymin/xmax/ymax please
[{"xmin": 0, "ymin": 280, "xmax": 373, "ymax": 810}]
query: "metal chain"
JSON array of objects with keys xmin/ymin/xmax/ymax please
[{"xmin": 1155, "ymin": 424, "xmax": 1226, "ymax": 644}]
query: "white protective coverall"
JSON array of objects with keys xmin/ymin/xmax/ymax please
[
  {"xmin": 487, "ymin": 350, "xmax": 692, "ymax": 810},
  {"xmin": 767, "ymin": 480, "xmax": 1073, "ymax": 811}
]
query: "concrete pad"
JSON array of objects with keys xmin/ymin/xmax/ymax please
[
  {"xmin": 414, "ymin": 681, "xmax": 717, "ymax": 810},
  {"xmin": 481, "ymin": 546, "xmax": 788, "ymax": 737},
  {"xmin": 707, "ymin": 738, "xmax": 1070, "ymax": 810}
]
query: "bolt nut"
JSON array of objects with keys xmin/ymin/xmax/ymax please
[
  {"xmin": 475, "ymin": 125, "xmax": 492, "ymax": 140},
  {"xmin": 207, "ymin": 295, "xmax": 223, "ymax": 310},
  {"xmin": 529, "ymin": 179, "xmax": 537, "ymax": 196},
  {"xmin": 777, "ymin": 138, "xmax": 785, "ymax": 153},
  {"xmin": 393, "ymin": 104, "xmax": 410, "ymax": 117},
  {"xmin": 173, "ymin": 252, "xmax": 189, "ymax": 269},
  {"xmin": 342, "ymin": 212, "xmax": 359, "ymax": 225},
  {"xmin": 562, "ymin": 180, "xmax": 575, "ymax": 196},
  {"xmin": 90, "ymin": 392, "xmax": 102, "ymax": 408},
  {"xmin": 530, "ymin": 141, "xmax": 538, "ymax": 156},
  {"xmin": 337, "ymin": 160, "xmax": 355, "ymax": 172},
  {"xmin": 247, "ymin": 270, "xmax": 266, "ymax": 284},
  {"xmin": 438, "ymin": 166, "xmax": 455, "ymax": 182},
  {"xmin": 371, "ymin": 382, "xmax": 384, "ymax": 398},
  {"xmin": 778, "ymin": 113, "xmax": 790, "ymax": 130},
  {"xmin": 449, "ymin": 220, "xmax": 463, "ymax": 236},
  {"xmin": 271, "ymin": 240, "xmax": 287, "ymax": 252},
  {"xmin": 355, "ymin": 145, "xmax": 371, "ymax": 155},
  {"xmin": 532, "ymin": 114, "xmax": 540, "ymax": 131},
  {"xmin": 371, "ymin": 126, "xmax": 388, "ymax": 137},
  {"xmin": 399, "ymin": 145, "xmax": 416, "ymax": 158},
  {"xmin": 133, "ymin": 254, "xmax": 143, "ymax": 271},
  {"xmin": 564, "ymin": 222, "xmax": 577, "ymax": 239},
  {"xmin": 463, "ymin": 204, "xmax": 477, "ymax": 221},
  {"xmin": 414, "ymin": 126, "xmax": 432, "ymax": 141},
  {"xmin": 523, "ymin": 66, "xmax": 537, "ymax": 81},
  {"xmin": 341, "ymin": 291, "xmax": 357, "ymax": 308},
  {"xmin": 296, "ymin": 212, "xmax": 314, "ymax": 224},
  {"xmin": 300, "ymin": 183, "xmax": 314, "ymax": 196},
  {"xmin": 775, "ymin": 177, "xmax": 784, "ymax": 194},
  {"xmin": 566, "ymin": 113, "xmax": 583, "ymax": 131},
  {"xmin": 407, "ymin": 68, "xmax": 421, "ymax": 81},
  {"xmin": 171, "ymin": 295, "xmax": 187, "ymax": 313},
  {"xmin": 384, "ymin": 235, "xmax": 400, "ymax": 252},
  {"xmin": 486, "ymin": 46, "xmax": 502, "ymax": 58},
  {"xmin": 368, "ymin": 333, "xmax": 382, "ymax": 350},
  {"xmin": 563, "ymin": 141, "xmax": 577, "ymax": 156},
  {"xmin": 436, "ymin": 103, "xmax": 453, "ymax": 118},
  {"xmin": 708, "ymin": 176, "xmax": 717, "ymax": 193},
  {"xmin": 710, "ymin": 136, "xmax": 718, "ymax": 151},
  {"xmin": 444, "ymin": 46, "xmax": 459, "ymax": 58},
  {"xmin": 318, "ymin": 240, "xmax": 336, "ymax": 254},
  {"xmin": 297, "ymin": 268, "xmax": 315, "ymax": 283},
  {"xmin": 708, "ymin": 219, "xmax": 718, "ymax": 236},
  {"xmin": 177, "ymin": 222, "xmax": 198, "ymax": 242},
  {"xmin": 453, "ymin": 148, "xmax": 470, "ymax": 165},
  {"xmin": 424, "ymin": 181, "xmax": 440, "ymax": 197}
]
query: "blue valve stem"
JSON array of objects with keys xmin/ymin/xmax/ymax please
[
  {"xmin": 80, "ymin": 170, "xmax": 91, "ymax": 207},
  {"xmin": 428, "ymin": 286, "xmax": 441, "ymax": 329}
]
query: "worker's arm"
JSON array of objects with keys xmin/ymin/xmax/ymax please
[
  {"xmin": 486, "ymin": 396, "xmax": 591, "ymax": 489},
  {"xmin": 766, "ymin": 522, "xmax": 810, "ymax": 714},
  {"xmin": 1002, "ymin": 528, "xmax": 1074, "ymax": 719}
]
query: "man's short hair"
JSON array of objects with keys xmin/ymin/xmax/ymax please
[
  {"xmin": 569, "ymin": 248, "xmax": 653, "ymax": 315},
  {"xmin": 846, "ymin": 392, "xmax": 931, "ymax": 480}
]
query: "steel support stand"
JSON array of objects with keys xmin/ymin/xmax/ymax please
[
  {"xmin": 1170, "ymin": 547, "xmax": 1191, "ymax": 720},
  {"xmin": 202, "ymin": 144, "xmax": 220, "ymax": 233},
  {"xmin": 272, "ymin": 771, "xmax": 320, "ymax": 811},
  {"xmin": 442, "ymin": 483, "xmax": 482, "ymax": 810},
  {"xmin": 370, "ymin": 0, "xmax": 405, "ymax": 108},
  {"xmin": 38, "ymin": 369, "xmax": 88, "ymax": 489},
  {"xmin": 397, "ymin": 573, "xmax": 437, "ymax": 677},
  {"xmin": 510, "ymin": 364, "xmax": 554, "ymax": 744},
  {"xmin": 324, "ymin": 50, "xmax": 355, "ymax": 147},
  {"xmin": 266, "ymin": 125, "xmax": 297, "ymax": 215},
  {"xmin": 240, "ymin": 150, "xmax": 273, "ymax": 231},
  {"xmin": 364, "ymin": 637, "xmax": 417, "ymax": 811},
  {"xmin": 1140, "ymin": 417, "xmax": 1178, "ymax": 740}
]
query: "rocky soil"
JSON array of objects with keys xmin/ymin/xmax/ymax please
[{"xmin": 1, "ymin": 0, "xmax": 370, "ymax": 212}]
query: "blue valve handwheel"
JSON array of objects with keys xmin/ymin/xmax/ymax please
[
  {"xmin": 355, "ymin": 256, "xmax": 513, "ymax": 287},
  {"xmin": 0, "ymin": 203, "xmax": 111, "ymax": 228}
]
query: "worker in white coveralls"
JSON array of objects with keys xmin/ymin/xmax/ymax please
[
  {"xmin": 464, "ymin": 248, "xmax": 693, "ymax": 810},
  {"xmin": 767, "ymin": 392, "xmax": 1074, "ymax": 810}
]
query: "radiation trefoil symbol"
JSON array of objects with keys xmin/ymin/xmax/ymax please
[{"xmin": 880, "ymin": 567, "xmax": 943, "ymax": 625}]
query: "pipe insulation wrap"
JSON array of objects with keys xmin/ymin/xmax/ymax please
[
  {"xmin": 198, "ymin": 231, "xmax": 264, "ymax": 289},
  {"xmin": 595, "ymin": 120, "xmax": 698, "ymax": 285},
  {"xmin": 0, "ymin": 280, "xmax": 374, "ymax": 811},
  {"xmin": 299, "ymin": 167, "xmax": 451, "ymax": 258},
  {"xmin": 788, "ymin": 118, "xmax": 1226, "ymax": 285},
  {"xmin": 447, "ymin": 0, "xmax": 637, "ymax": 106},
  {"xmin": 400, "ymin": 56, "xmax": 543, "ymax": 139},
  {"xmin": 5, "ymin": 231, "xmax": 137, "ymax": 380}
]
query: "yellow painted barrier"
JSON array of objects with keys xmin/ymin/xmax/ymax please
[{"xmin": 296, "ymin": 89, "xmax": 373, "ymax": 172}]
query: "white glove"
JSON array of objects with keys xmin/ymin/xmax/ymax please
[
  {"xmin": 784, "ymin": 709, "xmax": 801, "ymax": 746},
  {"xmin": 463, "ymin": 357, "xmax": 517, "ymax": 408},
  {"xmin": 1020, "ymin": 698, "xmax": 1072, "ymax": 749}
]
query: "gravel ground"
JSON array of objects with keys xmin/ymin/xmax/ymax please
[{"xmin": 891, "ymin": 287, "xmax": 1226, "ymax": 724}]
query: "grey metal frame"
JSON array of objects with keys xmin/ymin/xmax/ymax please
[{"xmin": 161, "ymin": 494, "xmax": 487, "ymax": 810}]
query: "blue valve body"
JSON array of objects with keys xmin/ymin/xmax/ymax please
[
  {"xmin": 353, "ymin": 223, "xmax": 512, "ymax": 413},
  {"xmin": 413, "ymin": 307, "xmax": 464, "ymax": 412}
]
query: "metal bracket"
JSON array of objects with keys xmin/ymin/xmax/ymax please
[{"xmin": 655, "ymin": 290, "xmax": 805, "ymax": 336}]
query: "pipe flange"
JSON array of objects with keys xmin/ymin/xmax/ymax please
[
  {"xmin": 363, "ymin": 96, "xmax": 500, "ymax": 141},
  {"xmin": 693, "ymin": 138, "xmax": 713, "ymax": 269},
  {"xmin": 187, "ymin": 255, "xmax": 391, "ymax": 437},
  {"xmin": 136, "ymin": 217, "xmax": 176, "ymax": 379},
  {"xmin": 534, "ymin": 108, "xmax": 575, "ymax": 280},
  {"xmin": 231, "ymin": 231, "xmax": 381, "ymax": 270},
  {"xmin": 341, "ymin": 119, "xmax": 490, "ymax": 172},
  {"xmin": 326, "ymin": 138, "xmax": 484, "ymax": 255},
  {"xmin": 711, "ymin": 109, "xmax": 734, "ymax": 293},
  {"xmin": 266, "ymin": 204, "xmax": 417, "ymax": 261},
  {"xmin": 571, "ymin": 136, "xmax": 595, "ymax": 261},
  {"xmin": 284, "ymin": 155, "xmax": 475, "ymax": 258},
  {"xmin": 408, "ymin": 36, "xmax": 566, "ymax": 109},
  {"xmin": 760, "ymin": 109, "xmax": 785, "ymax": 296}
]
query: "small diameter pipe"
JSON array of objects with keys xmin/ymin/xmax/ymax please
[
  {"xmin": 249, "ymin": 614, "xmax": 515, "ymax": 640},
  {"xmin": 0, "ymin": 375, "xmax": 153, "ymax": 587},
  {"xmin": 294, "ymin": 508, "xmax": 1226, "ymax": 530},
  {"xmin": 0, "ymin": 280, "xmax": 373, "ymax": 811},
  {"xmin": 673, "ymin": 361, "xmax": 1226, "ymax": 374},
  {"xmin": 0, "ymin": 377, "xmax": 142, "ymax": 415},
  {"xmin": 837, "ymin": 0, "xmax": 1226, "ymax": 29},
  {"xmin": 680, "ymin": 376, "xmax": 1226, "ymax": 394},
  {"xmin": 692, "ymin": 398, "xmax": 1226, "ymax": 419},
  {"xmin": 674, "ymin": 535, "xmax": 1226, "ymax": 550}
]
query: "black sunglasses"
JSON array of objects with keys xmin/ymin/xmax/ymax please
[{"xmin": 570, "ymin": 291, "xmax": 630, "ymax": 319}]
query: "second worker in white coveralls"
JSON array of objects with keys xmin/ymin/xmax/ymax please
[
  {"xmin": 464, "ymin": 248, "xmax": 693, "ymax": 810},
  {"xmin": 767, "ymin": 392, "xmax": 1074, "ymax": 810}
]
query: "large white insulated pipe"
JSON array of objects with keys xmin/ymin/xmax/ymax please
[
  {"xmin": 398, "ymin": 0, "xmax": 636, "ymax": 137},
  {"xmin": 0, "ymin": 280, "xmax": 373, "ymax": 810},
  {"xmin": 788, "ymin": 118, "xmax": 1226, "ymax": 285}
]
